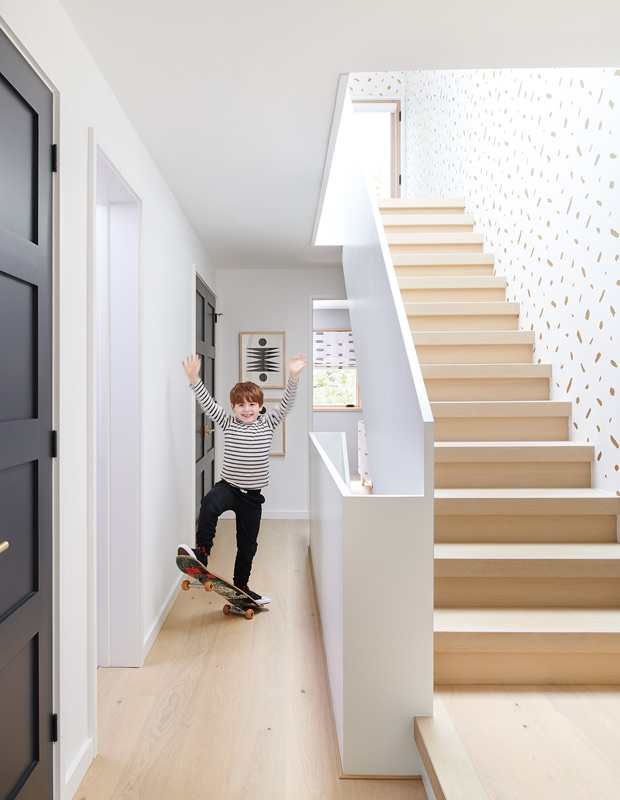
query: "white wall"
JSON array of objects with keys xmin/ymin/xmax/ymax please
[
  {"xmin": 215, "ymin": 267, "xmax": 346, "ymax": 517},
  {"xmin": 405, "ymin": 68, "xmax": 620, "ymax": 496},
  {"xmin": 0, "ymin": 2, "xmax": 214, "ymax": 797}
]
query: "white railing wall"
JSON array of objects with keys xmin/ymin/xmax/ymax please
[{"xmin": 310, "ymin": 80, "xmax": 434, "ymax": 776}]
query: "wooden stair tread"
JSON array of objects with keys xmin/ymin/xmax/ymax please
[
  {"xmin": 431, "ymin": 400, "xmax": 570, "ymax": 418},
  {"xmin": 406, "ymin": 301, "xmax": 519, "ymax": 316},
  {"xmin": 399, "ymin": 276, "xmax": 506, "ymax": 289},
  {"xmin": 435, "ymin": 442, "xmax": 594, "ymax": 462},
  {"xmin": 414, "ymin": 697, "xmax": 489, "ymax": 800},
  {"xmin": 379, "ymin": 197, "xmax": 466, "ymax": 210},
  {"xmin": 422, "ymin": 364, "xmax": 551, "ymax": 378},
  {"xmin": 435, "ymin": 542, "xmax": 620, "ymax": 576},
  {"xmin": 435, "ymin": 607, "xmax": 620, "ymax": 635},
  {"xmin": 434, "ymin": 487, "xmax": 620, "ymax": 515},
  {"xmin": 414, "ymin": 331, "xmax": 534, "ymax": 345}
]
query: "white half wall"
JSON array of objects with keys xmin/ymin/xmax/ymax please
[
  {"xmin": 309, "ymin": 433, "xmax": 433, "ymax": 776},
  {"xmin": 0, "ymin": 3, "xmax": 214, "ymax": 797}
]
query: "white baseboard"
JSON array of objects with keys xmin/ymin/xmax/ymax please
[
  {"xmin": 221, "ymin": 510, "xmax": 309, "ymax": 520},
  {"xmin": 62, "ymin": 737, "xmax": 95, "ymax": 800},
  {"xmin": 142, "ymin": 579, "xmax": 181, "ymax": 660}
]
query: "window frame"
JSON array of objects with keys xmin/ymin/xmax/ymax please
[{"xmin": 312, "ymin": 328, "xmax": 361, "ymax": 411}]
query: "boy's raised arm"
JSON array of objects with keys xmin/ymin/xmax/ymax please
[
  {"xmin": 182, "ymin": 354, "xmax": 202, "ymax": 386},
  {"xmin": 287, "ymin": 354, "xmax": 308, "ymax": 382},
  {"xmin": 183, "ymin": 354, "xmax": 230, "ymax": 428}
]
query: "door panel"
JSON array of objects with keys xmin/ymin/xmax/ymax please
[
  {"xmin": 0, "ymin": 27, "xmax": 54, "ymax": 800},
  {"xmin": 195, "ymin": 278, "xmax": 216, "ymax": 519}
]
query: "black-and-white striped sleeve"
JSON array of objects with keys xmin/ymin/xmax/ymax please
[
  {"xmin": 264, "ymin": 377, "xmax": 298, "ymax": 429},
  {"xmin": 191, "ymin": 380, "xmax": 231, "ymax": 429}
]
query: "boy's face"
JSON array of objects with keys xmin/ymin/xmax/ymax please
[{"xmin": 231, "ymin": 398, "xmax": 263, "ymax": 424}]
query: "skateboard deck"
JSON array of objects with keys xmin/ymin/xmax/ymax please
[{"xmin": 175, "ymin": 554, "xmax": 268, "ymax": 619}]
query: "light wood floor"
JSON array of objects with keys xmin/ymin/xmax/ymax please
[
  {"xmin": 439, "ymin": 684, "xmax": 620, "ymax": 799},
  {"xmin": 73, "ymin": 520, "xmax": 426, "ymax": 800}
]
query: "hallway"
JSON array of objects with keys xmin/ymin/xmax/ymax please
[{"xmin": 73, "ymin": 520, "xmax": 426, "ymax": 799}]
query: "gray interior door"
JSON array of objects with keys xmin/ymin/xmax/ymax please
[
  {"xmin": 0, "ymin": 28, "xmax": 54, "ymax": 800},
  {"xmin": 195, "ymin": 277, "xmax": 216, "ymax": 519}
]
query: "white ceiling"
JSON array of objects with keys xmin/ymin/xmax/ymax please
[{"xmin": 59, "ymin": 0, "xmax": 619, "ymax": 270}]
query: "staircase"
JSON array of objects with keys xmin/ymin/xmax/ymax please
[{"xmin": 380, "ymin": 198, "xmax": 620, "ymax": 684}]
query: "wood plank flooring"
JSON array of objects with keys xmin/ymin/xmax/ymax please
[
  {"xmin": 73, "ymin": 520, "xmax": 426, "ymax": 800},
  {"xmin": 439, "ymin": 685, "xmax": 620, "ymax": 800}
]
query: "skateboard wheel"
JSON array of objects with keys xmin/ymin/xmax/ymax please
[
  {"xmin": 223, "ymin": 604, "xmax": 231, "ymax": 615},
  {"xmin": 181, "ymin": 580, "xmax": 191, "ymax": 591},
  {"xmin": 204, "ymin": 581, "xmax": 213, "ymax": 592},
  {"xmin": 245, "ymin": 609, "xmax": 254, "ymax": 620}
]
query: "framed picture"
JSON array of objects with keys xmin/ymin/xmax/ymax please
[
  {"xmin": 240, "ymin": 331, "xmax": 285, "ymax": 388},
  {"xmin": 261, "ymin": 399, "xmax": 285, "ymax": 456}
]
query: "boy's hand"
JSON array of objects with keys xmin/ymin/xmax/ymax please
[
  {"xmin": 182, "ymin": 354, "xmax": 202, "ymax": 387},
  {"xmin": 287, "ymin": 354, "xmax": 308, "ymax": 382}
]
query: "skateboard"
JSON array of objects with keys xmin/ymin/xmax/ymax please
[{"xmin": 175, "ymin": 554, "xmax": 268, "ymax": 619}]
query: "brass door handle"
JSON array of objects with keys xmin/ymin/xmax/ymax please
[
  {"xmin": 0, "ymin": 541, "xmax": 9, "ymax": 555},
  {"xmin": 196, "ymin": 426, "xmax": 214, "ymax": 437}
]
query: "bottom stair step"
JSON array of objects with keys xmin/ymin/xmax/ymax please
[
  {"xmin": 414, "ymin": 696, "xmax": 489, "ymax": 800},
  {"xmin": 435, "ymin": 608, "xmax": 620, "ymax": 684}
]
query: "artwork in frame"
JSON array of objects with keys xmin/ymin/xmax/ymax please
[
  {"xmin": 240, "ymin": 331, "xmax": 285, "ymax": 388},
  {"xmin": 261, "ymin": 399, "xmax": 285, "ymax": 456}
]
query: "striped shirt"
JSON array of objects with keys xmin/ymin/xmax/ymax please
[{"xmin": 192, "ymin": 378, "xmax": 298, "ymax": 490}]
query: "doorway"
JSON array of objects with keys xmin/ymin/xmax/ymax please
[
  {"xmin": 352, "ymin": 100, "xmax": 402, "ymax": 198},
  {"xmin": 195, "ymin": 277, "xmax": 216, "ymax": 520},
  {"xmin": 93, "ymin": 145, "xmax": 143, "ymax": 667}
]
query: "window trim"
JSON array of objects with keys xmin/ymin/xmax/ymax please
[{"xmin": 312, "ymin": 327, "xmax": 360, "ymax": 409}]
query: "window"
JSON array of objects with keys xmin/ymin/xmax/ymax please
[{"xmin": 313, "ymin": 329, "xmax": 360, "ymax": 409}]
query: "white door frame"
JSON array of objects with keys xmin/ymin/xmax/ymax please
[{"xmin": 88, "ymin": 132, "xmax": 144, "ymax": 675}]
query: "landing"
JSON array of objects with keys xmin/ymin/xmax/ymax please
[{"xmin": 438, "ymin": 685, "xmax": 620, "ymax": 799}]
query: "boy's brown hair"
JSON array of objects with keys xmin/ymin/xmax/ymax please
[{"xmin": 230, "ymin": 381, "xmax": 263, "ymax": 407}]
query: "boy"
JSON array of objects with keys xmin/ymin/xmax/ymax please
[{"xmin": 178, "ymin": 352, "xmax": 308, "ymax": 604}]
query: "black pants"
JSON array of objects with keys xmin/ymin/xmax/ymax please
[{"xmin": 196, "ymin": 480, "xmax": 265, "ymax": 587}]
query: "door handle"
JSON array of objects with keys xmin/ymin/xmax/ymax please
[
  {"xmin": 196, "ymin": 426, "xmax": 214, "ymax": 438},
  {"xmin": 0, "ymin": 541, "xmax": 9, "ymax": 555}
]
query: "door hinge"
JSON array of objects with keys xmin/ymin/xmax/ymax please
[
  {"xmin": 51, "ymin": 144, "xmax": 59, "ymax": 173},
  {"xmin": 399, "ymin": 174, "xmax": 402, "ymax": 186},
  {"xmin": 399, "ymin": 110, "xmax": 402, "ymax": 122},
  {"xmin": 51, "ymin": 713, "xmax": 58, "ymax": 743},
  {"xmin": 51, "ymin": 430, "xmax": 58, "ymax": 458}
]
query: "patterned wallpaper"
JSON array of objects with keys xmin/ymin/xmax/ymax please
[
  {"xmin": 349, "ymin": 71, "xmax": 406, "ymax": 98},
  {"xmin": 404, "ymin": 68, "xmax": 619, "ymax": 495}
]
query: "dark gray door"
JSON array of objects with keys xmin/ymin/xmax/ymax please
[
  {"xmin": 195, "ymin": 277, "xmax": 216, "ymax": 519},
  {"xmin": 0, "ymin": 28, "xmax": 54, "ymax": 800}
]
